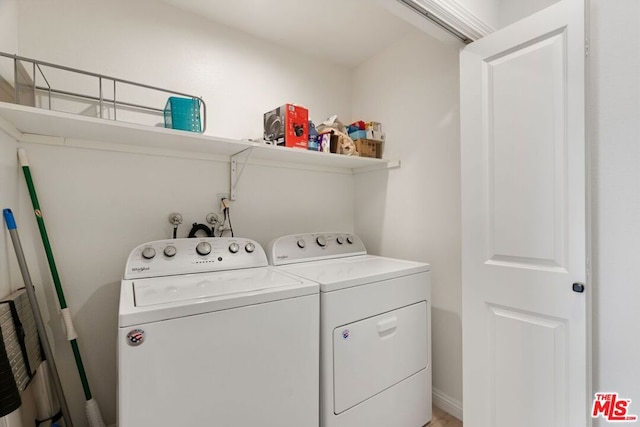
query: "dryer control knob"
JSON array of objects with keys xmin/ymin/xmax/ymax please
[
  {"xmin": 141, "ymin": 247, "xmax": 156, "ymax": 260},
  {"xmin": 297, "ymin": 239, "xmax": 306, "ymax": 249},
  {"xmin": 245, "ymin": 242, "xmax": 255, "ymax": 253},
  {"xmin": 164, "ymin": 246, "xmax": 177, "ymax": 258},
  {"xmin": 337, "ymin": 236, "xmax": 345, "ymax": 245},
  {"xmin": 196, "ymin": 241, "xmax": 212, "ymax": 256},
  {"xmin": 346, "ymin": 236, "xmax": 354, "ymax": 244},
  {"xmin": 229, "ymin": 243, "xmax": 240, "ymax": 254},
  {"xmin": 316, "ymin": 236, "xmax": 327, "ymax": 247}
]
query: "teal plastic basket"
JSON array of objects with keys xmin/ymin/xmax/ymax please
[{"xmin": 164, "ymin": 97, "xmax": 202, "ymax": 132}]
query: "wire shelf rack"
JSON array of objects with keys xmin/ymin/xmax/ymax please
[{"xmin": 0, "ymin": 51, "xmax": 207, "ymax": 133}]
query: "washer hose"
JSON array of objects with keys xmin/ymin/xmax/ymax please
[{"xmin": 188, "ymin": 223, "xmax": 213, "ymax": 238}]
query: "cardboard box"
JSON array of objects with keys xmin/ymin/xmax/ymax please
[
  {"xmin": 354, "ymin": 139, "xmax": 383, "ymax": 159},
  {"xmin": 263, "ymin": 104, "xmax": 308, "ymax": 149},
  {"xmin": 329, "ymin": 134, "xmax": 362, "ymax": 156}
]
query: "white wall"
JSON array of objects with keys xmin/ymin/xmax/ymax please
[
  {"xmin": 0, "ymin": 0, "xmax": 18, "ymax": 82},
  {"xmin": 352, "ymin": 30, "xmax": 463, "ymax": 413},
  {"xmin": 0, "ymin": 0, "xmax": 17, "ymax": 52},
  {"xmin": 456, "ymin": 0, "xmax": 500, "ymax": 30},
  {"xmin": 13, "ymin": 1, "xmax": 356, "ymax": 425},
  {"xmin": 456, "ymin": 0, "xmax": 561, "ymax": 32},
  {"xmin": 17, "ymin": 0, "xmax": 352, "ymax": 137},
  {"xmin": 590, "ymin": 0, "xmax": 640, "ymax": 424},
  {"xmin": 498, "ymin": 0, "xmax": 559, "ymax": 28}
]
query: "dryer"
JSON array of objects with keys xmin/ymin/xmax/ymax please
[
  {"xmin": 118, "ymin": 237, "xmax": 319, "ymax": 427},
  {"xmin": 268, "ymin": 232, "xmax": 431, "ymax": 427}
]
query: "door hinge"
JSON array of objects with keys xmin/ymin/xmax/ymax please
[{"xmin": 585, "ymin": 39, "xmax": 590, "ymax": 57}]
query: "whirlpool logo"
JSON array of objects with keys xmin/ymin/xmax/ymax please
[{"xmin": 131, "ymin": 266, "xmax": 150, "ymax": 273}]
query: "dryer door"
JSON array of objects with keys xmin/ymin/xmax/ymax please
[{"xmin": 333, "ymin": 301, "xmax": 428, "ymax": 414}]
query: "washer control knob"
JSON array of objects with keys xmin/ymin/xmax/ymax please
[
  {"xmin": 229, "ymin": 243, "xmax": 240, "ymax": 254},
  {"xmin": 347, "ymin": 236, "xmax": 354, "ymax": 244},
  {"xmin": 336, "ymin": 236, "xmax": 345, "ymax": 245},
  {"xmin": 316, "ymin": 236, "xmax": 327, "ymax": 247},
  {"xmin": 163, "ymin": 246, "xmax": 177, "ymax": 258},
  {"xmin": 297, "ymin": 239, "xmax": 306, "ymax": 249},
  {"xmin": 141, "ymin": 247, "xmax": 156, "ymax": 260},
  {"xmin": 245, "ymin": 242, "xmax": 255, "ymax": 253},
  {"xmin": 196, "ymin": 242, "xmax": 212, "ymax": 256}
]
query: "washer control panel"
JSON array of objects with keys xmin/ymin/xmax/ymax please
[
  {"xmin": 124, "ymin": 237, "xmax": 267, "ymax": 279},
  {"xmin": 267, "ymin": 232, "xmax": 366, "ymax": 265}
]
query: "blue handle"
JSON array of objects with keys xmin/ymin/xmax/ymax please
[{"xmin": 3, "ymin": 209, "xmax": 16, "ymax": 230}]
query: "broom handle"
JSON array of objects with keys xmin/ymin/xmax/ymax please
[
  {"xmin": 18, "ymin": 150, "xmax": 93, "ymax": 402},
  {"xmin": 3, "ymin": 209, "xmax": 73, "ymax": 427}
]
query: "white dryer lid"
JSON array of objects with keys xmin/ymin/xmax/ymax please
[
  {"xmin": 119, "ymin": 267, "xmax": 317, "ymax": 326},
  {"xmin": 277, "ymin": 255, "xmax": 430, "ymax": 293}
]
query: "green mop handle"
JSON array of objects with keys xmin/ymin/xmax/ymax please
[{"xmin": 18, "ymin": 149, "xmax": 105, "ymax": 427}]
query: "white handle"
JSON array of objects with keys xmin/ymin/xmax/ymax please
[
  {"xmin": 85, "ymin": 398, "xmax": 106, "ymax": 427},
  {"xmin": 17, "ymin": 148, "xmax": 30, "ymax": 167},
  {"xmin": 61, "ymin": 308, "xmax": 79, "ymax": 341},
  {"xmin": 377, "ymin": 316, "xmax": 398, "ymax": 334}
]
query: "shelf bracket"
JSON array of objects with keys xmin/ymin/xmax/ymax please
[{"xmin": 230, "ymin": 146, "xmax": 255, "ymax": 201}]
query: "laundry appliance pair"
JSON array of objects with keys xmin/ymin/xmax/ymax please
[{"xmin": 118, "ymin": 232, "xmax": 431, "ymax": 427}]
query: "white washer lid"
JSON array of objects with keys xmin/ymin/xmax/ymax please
[
  {"xmin": 119, "ymin": 267, "xmax": 318, "ymax": 326},
  {"xmin": 277, "ymin": 255, "xmax": 430, "ymax": 292},
  {"xmin": 133, "ymin": 267, "xmax": 304, "ymax": 306}
]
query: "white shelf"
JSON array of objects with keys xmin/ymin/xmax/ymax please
[{"xmin": 0, "ymin": 102, "xmax": 395, "ymax": 174}]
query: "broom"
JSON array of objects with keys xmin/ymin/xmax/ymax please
[{"xmin": 3, "ymin": 208, "xmax": 72, "ymax": 426}]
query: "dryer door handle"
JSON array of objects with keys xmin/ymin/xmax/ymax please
[{"xmin": 377, "ymin": 316, "xmax": 398, "ymax": 336}]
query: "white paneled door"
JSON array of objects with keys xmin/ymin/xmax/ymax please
[{"xmin": 460, "ymin": 1, "xmax": 588, "ymax": 426}]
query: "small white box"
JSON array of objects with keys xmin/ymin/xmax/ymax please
[{"xmin": 366, "ymin": 130, "xmax": 385, "ymax": 142}]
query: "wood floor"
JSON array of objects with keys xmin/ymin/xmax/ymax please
[{"xmin": 431, "ymin": 405, "xmax": 463, "ymax": 427}]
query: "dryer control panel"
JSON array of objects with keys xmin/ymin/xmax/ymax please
[
  {"xmin": 124, "ymin": 237, "xmax": 267, "ymax": 279},
  {"xmin": 267, "ymin": 232, "xmax": 366, "ymax": 265}
]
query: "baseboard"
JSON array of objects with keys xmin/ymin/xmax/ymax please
[{"xmin": 432, "ymin": 387, "xmax": 463, "ymax": 421}]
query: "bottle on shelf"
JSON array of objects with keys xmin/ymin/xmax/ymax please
[{"xmin": 307, "ymin": 120, "xmax": 319, "ymax": 151}]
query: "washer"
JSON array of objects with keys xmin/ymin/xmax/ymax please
[
  {"xmin": 118, "ymin": 237, "xmax": 319, "ymax": 427},
  {"xmin": 268, "ymin": 232, "xmax": 432, "ymax": 427}
]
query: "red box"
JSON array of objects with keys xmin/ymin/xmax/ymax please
[{"xmin": 263, "ymin": 104, "xmax": 309, "ymax": 149}]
